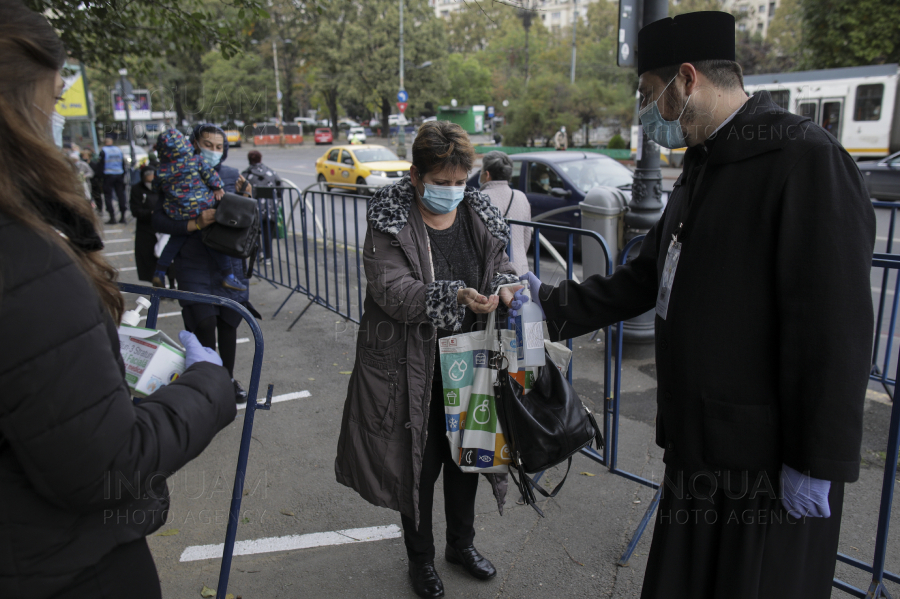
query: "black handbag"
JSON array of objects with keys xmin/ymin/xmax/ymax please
[
  {"xmin": 494, "ymin": 350, "xmax": 603, "ymax": 517},
  {"xmin": 201, "ymin": 192, "xmax": 261, "ymax": 263}
]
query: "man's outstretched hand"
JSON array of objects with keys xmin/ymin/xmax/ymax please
[{"xmin": 508, "ymin": 272, "xmax": 544, "ymax": 319}]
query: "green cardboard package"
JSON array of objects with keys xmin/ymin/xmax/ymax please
[{"xmin": 118, "ymin": 325, "xmax": 186, "ymax": 397}]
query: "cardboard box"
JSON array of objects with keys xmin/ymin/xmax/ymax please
[{"xmin": 118, "ymin": 325, "xmax": 186, "ymax": 397}]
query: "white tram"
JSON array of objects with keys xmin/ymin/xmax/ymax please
[{"xmin": 743, "ymin": 63, "xmax": 899, "ymax": 161}]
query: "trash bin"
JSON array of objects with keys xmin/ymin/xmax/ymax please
[{"xmin": 579, "ymin": 186, "xmax": 628, "ymax": 278}]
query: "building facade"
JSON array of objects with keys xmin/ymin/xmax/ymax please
[
  {"xmin": 721, "ymin": 0, "xmax": 780, "ymax": 38},
  {"xmin": 431, "ymin": 0, "xmax": 595, "ymax": 34}
]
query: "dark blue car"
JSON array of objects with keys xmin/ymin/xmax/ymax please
[{"xmin": 469, "ymin": 151, "xmax": 637, "ymax": 251}]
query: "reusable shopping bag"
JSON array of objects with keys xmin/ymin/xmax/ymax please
[{"xmin": 438, "ymin": 283, "xmax": 574, "ymax": 474}]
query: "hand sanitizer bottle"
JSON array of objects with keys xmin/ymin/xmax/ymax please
[
  {"xmin": 514, "ymin": 281, "xmax": 545, "ymax": 368},
  {"xmin": 121, "ymin": 297, "xmax": 152, "ymax": 327}
]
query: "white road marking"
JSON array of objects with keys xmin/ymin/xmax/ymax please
[
  {"xmin": 215, "ymin": 338, "xmax": 250, "ymax": 348},
  {"xmin": 103, "ymin": 229, "xmax": 125, "ymax": 235},
  {"xmin": 236, "ymin": 390, "xmax": 311, "ymax": 411},
  {"xmin": 874, "ymin": 287, "xmax": 896, "ymax": 296},
  {"xmin": 104, "ymin": 238, "xmax": 133, "ymax": 244},
  {"xmin": 117, "ymin": 266, "xmax": 137, "ymax": 272},
  {"xmin": 105, "ymin": 250, "xmax": 134, "ymax": 256},
  {"xmin": 179, "ymin": 524, "xmax": 401, "ymax": 562}
]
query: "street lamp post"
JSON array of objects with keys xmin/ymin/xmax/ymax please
[
  {"xmin": 118, "ymin": 68, "xmax": 136, "ymax": 184},
  {"xmin": 397, "ymin": 0, "xmax": 407, "ymax": 159},
  {"xmin": 619, "ymin": 0, "xmax": 668, "ymax": 343},
  {"xmin": 570, "ymin": 0, "xmax": 577, "ymax": 84}
]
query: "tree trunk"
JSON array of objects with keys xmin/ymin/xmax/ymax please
[
  {"xmin": 173, "ymin": 80, "xmax": 184, "ymax": 125},
  {"xmin": 326, "ymin": 88, "xmax": 339, "ymax": 138},
  {"xmin": 381, "ymin": 96, "xmax": 391, "ymax": 139}
]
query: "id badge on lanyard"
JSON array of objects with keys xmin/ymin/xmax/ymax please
[{"xmin": 656, "ymin": 237, "xmax": 682, "ymax": 320}]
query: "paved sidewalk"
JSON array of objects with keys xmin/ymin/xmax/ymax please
[{"xmin": 101, "ymin": 219, "xmax": 900, "ymax": 598}]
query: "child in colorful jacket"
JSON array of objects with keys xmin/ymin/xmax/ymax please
[{"xmin": 151, "ymin": 129, "xmax": 246, "ymax": 291}]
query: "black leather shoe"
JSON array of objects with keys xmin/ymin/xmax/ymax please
[
  {"xmin": 106, "ymin": 217, "xmax": 117, "ymax": 225},
  {"xmin": 445, "ymin": 544, "xmax": 496, "ymax": 580},
  {"xmin": 119, "ymin": 214, "xmax": 127, "ymax": 224},
  {"xmin": 408, "ymin": 561, "xmax": 444, "ymax": 598},
  {"xmin": 232, "ymin": 379, "xmax": 248, "ymax": 404}
]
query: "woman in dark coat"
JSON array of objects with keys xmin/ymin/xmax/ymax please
[
  {"xmin": 0, "ymin": 6, "xmax": 237, "ymax": 598},
  {"xmin": 130, "ymin": 165, "xmax": 161, "ymax": 282},
  {"xmin": 335, "ymin": 122, "xmax": 519, "ymax": 598},
  {"xmin": 241, "ymin": 150, "xmax": 283, "ymax": 262},
  {"xmin": 152, "ymin": 123, "xmax": 256, "ymax": 401}
]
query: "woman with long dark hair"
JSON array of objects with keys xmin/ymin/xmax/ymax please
[{"xmin": 0, "ymin": 3, "xmax": 238, "ymax": 597}]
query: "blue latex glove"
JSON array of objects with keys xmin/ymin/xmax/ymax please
[
  {"xmin": 780, "ymin": 463, "xmax": 831, "ymax": 519},
  {"xmin": 509, "ymin": 272, "xmax": 545, "ymax": 319},
  {"xmin": 179, "ymin": 330, "xmax": 223, "ymax": 369}
]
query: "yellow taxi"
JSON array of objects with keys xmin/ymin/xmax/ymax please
[
  {"xmin": 315, "ymin": 144, "xmax": 411, "ymax": 195},
  {"xmin": 224, "ymin": 123, "xmax": 243, "ymax": 148}
]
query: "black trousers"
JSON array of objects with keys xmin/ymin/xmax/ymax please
[
  {"xmin": 103, "ymin": 174, "xmax": 127, "ymax": 216},
  {"xmin": 401, "ymin": 373, "xmax": 479, "ymax": 564},
  {"xmin": 52, "ymin": 538, "xmax": 161, "ymax": 599},
  {"xmin": 640, "ymin": 465, "xmax": 845, "ymax": 599},
  {"xmin": 191, "ymin": 315, "xmax": 238, "ymax": 377}
]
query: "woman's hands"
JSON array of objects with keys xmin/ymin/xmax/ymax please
[
  {"xmin": 179, "ymin": 331, "xmax": 223, "ymax": 369},
  {"xmin": 198, "ymin": 208, "xmax": 216, "ymax": 227},
  {"xmin": 499, "ymin": 285, "xmax": 522, "ymax": 308},
  {"xmin": 237, "ymin": 175, "xmax": 252, "ymax": 197},
  {"xmin": 457, "ymin": 287, "xmax": 500, "ymax": 314}
]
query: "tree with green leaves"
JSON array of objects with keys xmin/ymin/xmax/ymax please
[
  {"xmin": 798, "ymin": 0, "xmax": 900, "ymax": 68},
  {"xmin": 200, "ymin": 50, "xmax": 273, "ymax": 124},
  {"xmin": 25, "ymin": 0, "xmax": 268, "ymax": 74},
  {"xmin": 341, "ymin": 0, "xmax": 448, "ymax": 133},
  {"xmin": 443, "ymin": 54, "xmax": 493, "ymax": 106}
]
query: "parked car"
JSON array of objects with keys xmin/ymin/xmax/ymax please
[
  {"xmin": 468, "ymin": 151, "xmax": 653, "ymax": 251},
  {"xmin": 348, "ymin": 126, "xmax": 367, "ymax": 143},
  {"xmin": 314, "ymin": 127, "xmax": 334, "ymax": 145},
  {"xmin": 315, "ymin": 144, "xmax": 411, "ymax": 195},
  {"xmin": 858, "ymin": 151, "xmax": 900, "ymax": 201},
  {"xmin": 122, "ymin": 143, "xmax": 149, "ymax": 170}
]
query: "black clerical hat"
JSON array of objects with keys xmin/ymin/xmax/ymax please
[{"xmin": 638, "ymin": 11, "xmax": 735, "ymax": 75}]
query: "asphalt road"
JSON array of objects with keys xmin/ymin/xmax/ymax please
[{"xmin": 96, "ymin": 141, "xmax": 900, "ymax": 598}]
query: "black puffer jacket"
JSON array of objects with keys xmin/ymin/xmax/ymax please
[{"xmin": 0, "ymin": 209, "xmax": 237, "ymax": 598}]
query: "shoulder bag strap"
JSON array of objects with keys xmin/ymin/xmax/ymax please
[{"xmin": 503, "ymin": 188, "xmax": 514, "ymax": 218}]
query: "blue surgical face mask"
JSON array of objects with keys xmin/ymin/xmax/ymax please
[
  {"xmin": 417, "ymin": 181, "xmax": 465, "ymax": 215},
  {"xmin": 33, "ymin": 102, "xmax": 65, "ymax": 148},
  {"xmin": 639, "ymin": 75, "xmax": 692, "ymax": 149},
  {"xmin": 200, "ymin": 147, "xmax": 223, "ymax": 167},
  {"xmin": 540, "ymin": 177, "xmax": 550, "ymax": 186}
]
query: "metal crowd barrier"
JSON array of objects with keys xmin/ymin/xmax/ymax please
[
  {"xmin": 118, "ymin": 283, "xmax": 273, "ymax": 599},
  {"xmin": 834, "ymin": 251, "xmax": 900, "ymax": 598},
  {"xmin": 870, "ymin": 201, "xmax": 900, "ymax": 399},
  {"xmin": 253, "ymin": 184, "xmax": 367, "ymax": 329}
]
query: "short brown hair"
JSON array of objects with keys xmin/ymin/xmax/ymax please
[
  {"xmin": 247, "ymin": 150, "xmax": 262, "ymax": 164},
  {"xmin": 411, "ymin": 121, "xmax": 475, "ymax": 177},
  {"xmin": 650, "ymin": 60, "xmax": 744, "ymax": 91}
]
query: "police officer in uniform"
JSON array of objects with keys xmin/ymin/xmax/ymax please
[
  {"xmin": 510, "ymin": 12, "xmax": 875, "ymax": 598},
  {"xmin": 97, "ymin": 132, "xmax": 127, "ymax": 224}
]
